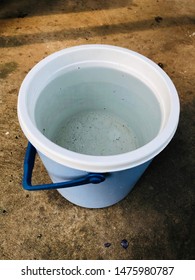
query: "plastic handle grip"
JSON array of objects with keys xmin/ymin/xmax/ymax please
[{"xmin": 23, "ymin": 142, "xmax": 106, "ymax": 191}]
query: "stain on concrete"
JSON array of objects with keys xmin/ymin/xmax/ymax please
[
  {"xmin": 0, "ymin": 62, "xmax": 18, "ymax": 79},
  {"xmin": 0, "ymin": 208, "xmax": 8, "ymax": 215}
]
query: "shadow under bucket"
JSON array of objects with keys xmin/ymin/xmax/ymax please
[{"xmin": 17, "ymin": 45, "xmax": 180, "ymax": 208}]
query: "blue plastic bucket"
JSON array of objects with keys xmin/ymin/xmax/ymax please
[{"xmin": 18, "ymin": 45, "xmax": 180, "ymax": 208}]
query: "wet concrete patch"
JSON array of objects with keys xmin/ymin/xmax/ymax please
[{"xmin": 0, "ymin": 62, "xmax": 18, "ymax": 79}]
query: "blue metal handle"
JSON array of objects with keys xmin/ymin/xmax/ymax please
[{"xmin": 23, "ymin": 142, "xmax": 106, "ymax": 191}]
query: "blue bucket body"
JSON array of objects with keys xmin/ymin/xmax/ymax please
[
  {"xmin": 56, "ymin": 160, "xmax": 152, "ymax": 208},
  {"xmin": 23, "ymin": 142, "xmax": 151, "ymax": 208}
]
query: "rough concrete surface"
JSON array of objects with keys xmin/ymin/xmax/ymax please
[{"xmin": 0, "ymin": 0, "xmax": 194, "ymax": 260}]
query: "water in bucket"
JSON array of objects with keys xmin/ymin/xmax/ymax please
[
  {"xmin": 51, "ymin": 110, "xmax": 139, "ymax": 156},
  {"xmin": 35, "ymin": 65, "xmax": 162, "ymax": 156}
]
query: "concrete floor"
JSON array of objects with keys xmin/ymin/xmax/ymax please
[{"xmin": 0, "ymin": 0, "xmax": 194, "ymax": 260}]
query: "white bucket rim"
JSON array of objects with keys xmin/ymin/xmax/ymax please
[{"xmin": 18, "ymin": 44, "xmax": 180, "ymax": 172}]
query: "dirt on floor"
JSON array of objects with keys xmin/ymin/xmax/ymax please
[{"xmin": 0, "ymin": 0, "xmax": 194, "ymax": 260}]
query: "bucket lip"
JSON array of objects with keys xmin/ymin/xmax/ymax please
[{"xmin": 18, "ymin": 44, "xmax": 180, "ymax": 173}]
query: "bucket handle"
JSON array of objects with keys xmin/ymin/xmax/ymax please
[{"xmin": 23, "ymin": 142, "xmax": 106, "ymax": 191}]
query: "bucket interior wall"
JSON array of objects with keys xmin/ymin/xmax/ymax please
[{"xmin": 35, "ymin": 65, "xmax": 162, "ymax": 156}]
